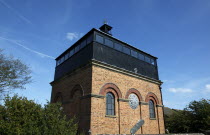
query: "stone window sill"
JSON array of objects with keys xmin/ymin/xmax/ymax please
[
  {"xmin": 105, "ymin": 115, "xmax": 116, "ymax": 118},
  {"xmin": 150, "ymin": 118, "xmax": 156, "ymax": 120}
]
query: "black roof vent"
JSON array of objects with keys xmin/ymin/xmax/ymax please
[{"xmin": 99, "ymin": 23, "xmax": 112, "ymax": 36}]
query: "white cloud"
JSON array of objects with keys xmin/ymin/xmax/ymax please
[
  {"xmin": 0, "ymin": 36, "xmax": 55, "ymax": 59},
  {"xmin": 169, "ymin": 88, "xmax": 193, "ymax": 93},
  {"xmin": 204, "ymin": 84, "xmax": 210, "ymax": 92},
  {"xmin": 66, "ymin": 33, "xmax": 78, "ymax": 41},
  {"xmin": 66, "ymin": 32, "xmax": 83, "ymax": 41}
]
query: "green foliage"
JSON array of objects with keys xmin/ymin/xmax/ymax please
[
  {"xmin": 165, "ymin": 99, "xmax": 210, "ymax": 133},
  {"xmin": 0, "ymin": 49, "xmax": 32, "ymax": 96},
  {"xmin": 0, "ymin": 95, "xmax": 77, "ymax": 135}
]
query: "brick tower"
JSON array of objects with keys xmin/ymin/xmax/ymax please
[{"xmin": 50, "ymin": 24, "xmax": 165, "ymax": 134}]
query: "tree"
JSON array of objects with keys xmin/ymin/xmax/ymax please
[
  {"xmin": 0, "ymin": 95, "xmax": 78, "ymax": 135},
  {"xmin": 0, "ymin": 49, "xmax": 31, "ymax": 96},
  {"xmin": 184, "ymin": 99, "xmax": 210, "ymax": 133},
  {"xmin": 164, "ymin": 99, "xmax": 210, "ymax": 133},
  {"xmin": 165, "ymin": 109, "xmax": 190, "ymax": 133}
]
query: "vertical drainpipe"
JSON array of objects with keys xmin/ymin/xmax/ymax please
[
  {"xmin": 140, "ymin": 102, "xmax": 143, "ymax": 134},
  {"xmin": 159, "ymin": 85, "xmax": 166, "ymax": 133},
  {"xmin": 118, "ymin": 100, "xmax": 121, "ymax": 134}
]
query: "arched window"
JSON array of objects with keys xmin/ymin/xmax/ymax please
[
  {"xmin": 106, "ymin": 92, "xmax": 115, "ymax": 115},
  {"xmin": 149, "ymin": 100, "xmax": 155, "ymax": 118}
]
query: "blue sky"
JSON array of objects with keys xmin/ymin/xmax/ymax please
[{"xmin": 0, "ymin": 0, "xmax": 210, "ymax": 109}]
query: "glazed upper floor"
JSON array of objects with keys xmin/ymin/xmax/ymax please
[{"xmin": 54, "ymin": 27, "xmax": 159, "ymax": 81}]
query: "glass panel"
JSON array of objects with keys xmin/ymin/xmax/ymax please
[
  {"xmin": 75, "ymin": 45, "xmax": 80, "ymax": 53},
  {"xmin": 80, "ymin": 40, "xmax": 86, "ymax": 49},
  {"xmin": 106, "ymin": 93, "xmax": 114, "ymax": 115},
  {"xmin": 149, "ymin": 100, "xmax": 155, "ymax": 118},
  {"xmin": 64, "ymin": 53, "xmax": 69, "ymax": 60},
  {"xmin": 107, "ymin": 104, "xmax": 112, "ymax": 109},
  {"xmin": 111, "ymin": 109, "xmax": 114, "ymax": 115},
  {"xmin": 114, "ymin": 43, "xmax": 123, "ymax": 51},
  {"xmin": 87, "ymin": 34, "xmax": 93, "ymax": 44},
  {"xmin": 107, "ymin": 95, "xmax": 112, "ymax": 103},
  {"xmin": 151, "ymin": 58, "xmax": 155, "ymax": 65},
  {"xmin": 60, "ymin": 57, "xmax": 64, "ymax": 63},
  {"xmin": 111, "ymin": 103, "xmax": 114, "ymax": 110},
  {"xmin": 69, "ymin": 49, "xmax": 74, "ymax": 57},
  {"xmin": 145, "ymin": 56, "xmax": 151, "ymax": 63},
  {"xmin": 105, "ymin": 38, "xmax": 114, "ymax": 48},
  {"xmin": 150, "ymin": 113, "xmax": 152, "ymax": 118},
  {"xmin": 111, "ymin": 98, "xmax": 114, "ymax": 104},
  {"xmin": 57, "ymin": 59, "xmax": 61, "ymax": 66},
  {"xmin": 123, "ymin": 46, "xmax": 130, "ymax": 55},
  {"xmin": 138, "ymin": 53, "xmax": 144, "ymax": 61},
  {"xmin": 108, "ymin": 110, "xmax": 111, "ymax": 115},
  {"xmin": 96, "ymin": 34, "xmax": 103, "ymax": 44},
  {"xmin": 131, "ymin": 50, "xmax": 138, "ymax": 58}
]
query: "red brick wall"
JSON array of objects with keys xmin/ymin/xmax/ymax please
[{"xmin": 51, "ymin": 64, "xmax": 165, "ymax": 134}]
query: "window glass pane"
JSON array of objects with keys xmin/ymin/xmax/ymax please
[
  {"xmin": 69, "ymin": 49, "xmax": 74, "ymax": 57},
  {"xmin": 131, "ymin": 50, "xmax": 138, "ymax": 58},
  {"xmin": 75, "ymin": 45, "xmax": 80, "ymax": 53},
  {"xmin": 138, "ymin": 53, "xmax": 144, "ymax": 61},
  {"xmin": 108, "ymin": 104, "xmax": 112, "ymax": 109},
  {"xmin": 57, "ymin": 59, "xmax": 61, "ymax": 66},
  {"xmin": 108, "ymin": 110, "xmax": 111, "ymax": 115},
  {"xmin": 105, "ymin": 38, "xmax": 114, "ymax": 48},
  {"xmin": 123, "ymin": 46, "xmax": 130, "ymax": 55},
  {"xmin": 107, "ymin": 98, "xmax": 111, "ymax": 104},
  {"xmin": 60, "ymin": 57, "xmax": 64, "ymax": 63},
  {"xmin": 111, "ymin": 103, "xmax": 114, "ymax": 110},
  {"xmin": 80, "ymin": 40, "xmax": 86, "ymax": 49},
  {"xmin": 151, "ymin": 58, "xmax": 155, "ymax": 65},
  {"xmin": 64, "ymin": 53, "xmax": 69, "ymax": 60},
  {"xmin": 87, "ymin": 34, "xmax": 93, "ymax": 44},
  {"xmin": 112, "ymin": 109, "xmax": 114, "ymax": 115},
  {"xmin": 96, "ymin": 34, "xmax": 103, "ymax": 44},
  {"xmin": 145, "ymin": 56, "xmax": 151, "ymax": 63},
  {"xmin": 149, "ymin": 100, "xmax": 155, "ymax": 118},
  {"xmin": 106, "ymin": 93, "xmax": 115, "ymax": 115},
  {"xmin": 114, "ymin": 43, "xmax": 123, "ymax": 51}
]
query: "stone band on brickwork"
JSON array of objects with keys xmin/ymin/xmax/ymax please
[
  {"xmin": 156, "ymin": 104, "xmax": 164, "ymax": 107},
  {"xmin": 140, "ymin": 101, "xmax": 149, "ymax": 105},
  {"xmin": 118, "ymin": 98, "xmax": 129, "ymax": 102},
  {"xmin": 80, "ymin": 94, "xmax": 105, "ymax": 99},
  {"xmin": 62, "ymin": 100, "xmax": 74, "ymax": 104}
]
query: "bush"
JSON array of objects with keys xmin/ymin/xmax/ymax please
[{"xmin": 0, "ymin": 95, "xmax": 77, "ymax": 135}]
